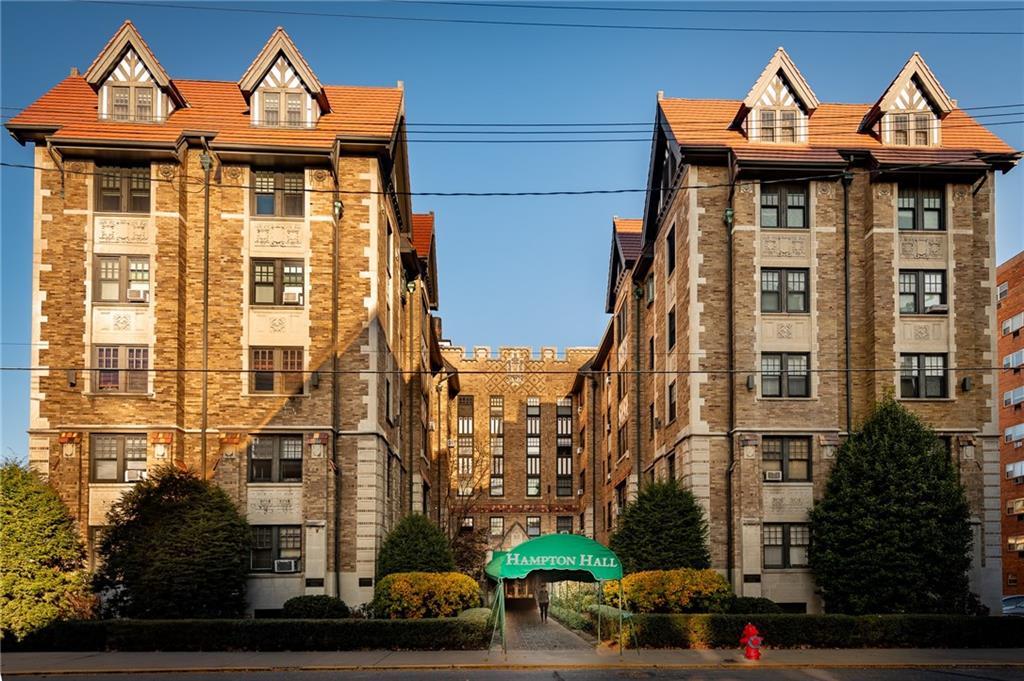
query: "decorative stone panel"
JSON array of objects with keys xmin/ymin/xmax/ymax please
[
  {"xmin": 247, "ymin": 485, "xmax": 304, "ymax": 524},
  {"xmin": 248, "ymin": 307, "xmax": 308, "ymax": 346},
  {"xmin": 93, "ymin": 215, "xmax": 153, "ymax": 250},
  {"xmin": 897, "ymin": 317, "xmax": 950, "ymax": 352},
  {"xmin": 760, "ymin": 231, "xmax": 811, "ymax": 266},
  {"xmin": 88, "ymin": 483, "xmax": 133, "ymax": 525},
  {"xmin": 92, "ymin": 306, "xmax": 154, "ymax": 344},
  {"xmin": 249, "ymin": 219, "xmax": 308, "ymax": 257},
  {"xmin": 762, "ymin": 484, "xmax": 814, "ymax": 522},
  {"xmin": 898, "ymin": 233, "xmax": 947, "ymax": 268},
  {"xmin": 760, "ymin": 317, "xmax": 813, "ymax": 351}
]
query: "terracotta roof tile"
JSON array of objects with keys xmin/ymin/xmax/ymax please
[
  {"xmin": 411, "ymin": 212, "xmax": 434, "ymax": 256},
  {"xmin": 7, "ymin": 76, "xmax": 402, "ymax": 150},
  {"xmin": 613, "ymin": 217, "xmax": 643, "ymax": 263}
]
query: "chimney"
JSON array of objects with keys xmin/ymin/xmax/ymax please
[
  {"xmin": 657, "ymin": 90, "xmax": 664, "ymax": 101},
  {"xmin": 70, "ymin": 66, "xmax": 80, "ymax": 76}
]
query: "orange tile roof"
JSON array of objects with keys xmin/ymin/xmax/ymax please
[
  {"xmin": 659, "ymin": 98, "xmax": 1015, "ymax": 158},
  {"xmin": 411, "ymin": 212, "xmax": 434, "ymax": 256},
  {"xmin": 7, "ymin": 75, "xmax": 403, "ymax": 150},
  {"xmin": 613, "ymin": 217, "xmax": 643, "ymax": 263}
]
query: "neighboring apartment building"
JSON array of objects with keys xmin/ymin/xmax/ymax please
[
  {"xmin": 5, "ymin": 21, "xmax": 444, "ymax": 610},
  {"xmin": 998, "ymin": 251, "xmax": 1024, "ymax": 595},
  {"xmin": 574, "ymin": 48, "xmax": 1017, "ymax": 613}
]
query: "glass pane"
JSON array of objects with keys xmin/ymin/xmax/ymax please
[
  {"xmin": 280, "ymin": 459, "xmax": 302, "ymax": 482},
  {"xmin": 760, "ymin": 110, "xmax": 775, "ymax": 141},
  {"xmin": 788, "ymin": 459, "xmax": 809, "ymax": 481},
  {"xmin": 263, "ymin": 93, "xmax": 280, "ymax": 126},
  {"xmin": 129, "ymin": 259, "xmax": 149, "ymax": 282},
  {"xmin": 255, "ymin": 194, "xmax": 276, "ymax": 216},
  {"xmin": 923, "ymin": 209, "xmax": 941, "ymax": 230},
  {"xmin": 94, "ymin": 460, "xmax": 118, "ymax": 481},
  {"xmin": 112, "ymin": 87, "xmax": 130, "ymax": 120},
  {"xmin": 286, "ymin": 93, "xmax": 302, "ymax": 126},
  {"xmin": 789, "ymin": 545, "xmax": 809, "ymax": 567},
  {"xmin": 898, "ymin": 209, "xmax": 915, "ymax": 230},
  {"xmin": 135, "ymin": 88, "xmax": 152, "ymax": 121},
  {"xmin": 763, "ymin": 546, "xmax": 783, "ymax": 568}
]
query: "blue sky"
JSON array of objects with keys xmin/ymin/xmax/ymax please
[{"xmin": 2, "ymin": 1, "xmax": 1023, "ymax": 458}]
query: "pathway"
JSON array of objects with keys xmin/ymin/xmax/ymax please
[{"xmin": 497, "ymin": 599, "xmax": 591, "ymax": 651}]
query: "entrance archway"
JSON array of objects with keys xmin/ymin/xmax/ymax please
[{"xmin": 484, "ymin": 533, "xmax": 624, "ymax": 653}]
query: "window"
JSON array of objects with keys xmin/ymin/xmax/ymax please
[
  {"xmin": 556, "ymin": 398, "xmax": 573, "ymax": 497},
  {"xmin": 893, "ymin": 113, "xmax": 909, "ymax": 145},
  {"xmin": 253, "ymin": 170, "xmax": 304, "ymax": 218},
  {"xmin": 90, "ymin": 434, "xmax": 147, "ymax": 482},
  {"xmin": 96, "ymin": 166, "xmax": 150, "ymax": 213},
  {"xmin": 1004, "ymin": 349, "xmax": 1024, "ymax": 369},
  {"xmin": 667, "ymin": 307, "xmax": 676, "ymax": 350},
  {"xmin": 666, "ymin": 225, "xmax": 676, "ymax": 274},
  {"xmin": 1003, "ymin": 312, "xmax": 1024, "ymax": 336},
  {"xmin": 761, "ymin": 353, "xmax": 810, "ymax": 398},
  {"xmin": 760, "ymin": 268, "xmax": 809, "ymax": 313},
  {"xmin": 898, "ymin": 185, "xmax": 944, "ymax": 231},
  {"xmin": 762, "ymin": 523, "xmax": 810, "ymax": 568},
  {"xmin": 649, "ymin": 402, "xmax": 655, "ymax": 439},
  {"xmin": 252, "ymin": 259, "xmax": 304, "ymax": 306},
  {"xmin": 1003, "ymin": 386, "xmax": 1024, "ymax": 407},
  {"xmin": 762, "ymin": 436, "xmax": 811, "ymax": 482},
  {"xmin": 668, "ymin": 452, "xmax": 676, "ymax": 482},
  {"xmin": 526, "ymin": 397, "xmax": 541, "ymax": 497},
  {"xmin": 645, "ymin": 274, "xmax": 654, "ymax": 305},
  {"xmin": 759, "ymin": 108, "xmax": 799, "ymax": 143},
  {"xmin": 1006, "ymin": 424, "xmax": 1024, "ymax": 443},
  {"xmin": 93, "ymin": 345, "xmax": 149, "ymax": 393},
  {"xmin": 286, "ymin": 93, "xmax": 302, "ymax": 127},
  {"xmin": 617, "ymin": 423, "xmax": 628, "ymax": 459},
  {"xmin": 667, "ymin": 381, "xmax": 677, "ymax": 423},
  {"xmin": 249, "ymin": 435, "xmax": 303, "ymax": 482},
  {"xmin": 616, "ymin": 305, "xmax": 628, "ymax": 343},
  {"xmin": 615, "ymin": 481, "xmax": 626, "ymax": 515},
  {"xmin": 899, "ymin": 270, "xmax": 947, "ymax": 314},
  {"xmin": 998, "ymin": 282, "xmax": 1009, "ymax": 301},
  {"xmin": 457, "ymin": 396, "xmax": 474, "ymax": 497},
  {"xmin": 648, "ymin": 337, "xmax": 654, "ymax": 371},
  {"xmin": 760, "ymin": 184, "xmax": 807, "ymax": 228},
  {"xmin": 557, "ymin": 516, "xmax": 573, "ymax": 534},
  {"xmin": 95, "ymin": 255, "xmax": 150, "ymax": 303},
  {"xmin": 107, "ymin": 85, "xmax": 155, "ymax": 122},
  {"xmin": 527, "ymin": 516, "xmax": 541, "ymax": 537},
  {"xmin": 250, "ymin": 525, "xmax": 301, "ymax": 572},
  {"xmin": 900, "ymin": 353, "xmax": 948, "ymax": 399},
  {"xmin": 489, "ymin": 396, "xmax": 504, "ymax": 497},
  {"xmin": 490, "ymin": 516, "xmax": 504, "ymax": 536},
  {"xmin": 250, "ymin": 347, "xmax": 304, "ymax": 394},
  {"xmin": 892, "ymin": 113, "xmax": 933, "ymax": 146},
  {"xmin": 461, "ymin": 517, "xmax": 475, "ymax": 530}
]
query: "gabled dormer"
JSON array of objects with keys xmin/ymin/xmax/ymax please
[
  {"xmin": 83, "ymin": 20, "xmax": 186, "ymax": 123},
  {"xmin": 860, "ymin": 53, "xmax": 954, "ymax": 147},
  {"xmin": 239, "ymin": 27, "xmax": 329, "ymax": 128},
  {"xmin": 734, "ymin": 47, "xmax": 819, "ymax": 144},
  {"xmin": 605, "ymin": 217, "xmax": 642, "ymax": 313}
]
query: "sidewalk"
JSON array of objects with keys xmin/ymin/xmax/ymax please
[{"xmin": 3, "ymin": 648, "xmax": 1023, "ymax": 675}]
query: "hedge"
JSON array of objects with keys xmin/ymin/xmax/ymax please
[
  {"xmin": 609, "ymin": 614, "xmax": 1024, "ymax": 649},
  {"xmin": 281, "ymin": 595, "xmax": 350, "ymax": 619},
  {"xmin": 549, "ymin": 604, "xmax": 593, "ymax": 634},
  {"xmin": 3, "ymin": 617, "xmax": 491, "ymax": 652},
  {"xmin": 603, "ymin": 569, "xmax": 732, "ymax": 614},
  {"xmin": 372, "ymin": 572, "xmax": 481, "ymax": 619}
]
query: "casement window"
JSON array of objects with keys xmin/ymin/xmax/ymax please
[
  {"xmin": 526, "ymin": 397, "xmax": 541, "ymax": 497},
  {"xmin": 260, "ymin": 91, "xmax": 304, "ymax": 128},
  {"xmin": 93, "ymin": 345, "xmax": 149, "ymax": 393},
  {"xmin": 760, "ymin": 183, "xmax": 807, "ymax": 228},
  {"xmin": 667, "ymin": 453, "xmax": 676, "ymax": 482},
  {"xmin": 899, "ymin": 270, "xmax": 947, "ymax": 314},
  {"xmin": 616, "ymin": 306, "xmax": 627, "ymax": 343},
  {"xmin": 250, "ymin": 347, "xmax": 304, "ymax": 394},
  {"xmin": 998, "ymin": 282, "xmax": 1009, "ymax": 301},
  {"xmin": 761, "ymin": 352, "xmax": 810, "ymax": 398},
  {"xmin": 892, "ymin": 113, "xmax": 933, "ymax": 146},
  {"xmin": 1004, "ymin": 349, "xmax": 1024, "ymax": 369},
  {"xmin": 667, "ymin": 381, "xmax": 677, "ymax": 423},
  {"xmin": 761, "ymin": 268, "xmax": 809, "ymax": 313},
  {"xmin": 1003, "ymin": 386, "xmax": 1024, "ymax": 407},
  {"xmin": 666, "ymin": 225, "xmax": 676, "ymax": 275},
  {"xmin": 252, "ymin": 259, "xmax": 304, "ymax": 306},
  {"xmin": 95, "ymin": 255, "xmax": 150, "ymax": 303},
  {"xmin": 900, "ymin": 353, "xmax": 948, "ymax": 399},
  {"xmin": 759, "ymin": 109, "xmax": 798, "ymax": 143},
  {"xmin": 763, "ymin": 523, "xmax": 810, "ymax": 568},
  {"xmin": 108, "ymin": 84, "xmax": 155, "ymax": 122},
  {"xmin": 556, "ymin": 398, "xmax": 573, "ymax": 497},
  {"xmin": 91, "ymin": 434, "xmax": 147, "ymax": 482},
  {"xmin": 762, "ymin": 436, "xmax": 811, "ymax": 482},
  {"xmin": 527, "ymin": 516, "xmax": 541, "ymax": 537},
  {"xmin": 252, "ymin": 170, "xmax": 304, "ymax": 217},
  {"xmin": 490, "ymin": 516, "xmax": 504, "ymax": 536},
  {"xmin": 489, "ymin": 396, "xmax": 504, "ymax": 497},
  {"xmin": 249, "ymin": 435, "xmax": 303, "ymax": 483},
  {"xmin": 1006, "ymin": 424, "xmax": 1024, "ymax": 443},
  {"xmin": 96, "ymin": 166, "xmax": 150, "ymax": 213},
  {"xmin": 457, "ymin": 396, "xmax": 474, "ymax": 497},
  {"xmin": 617, "ymin": 423, "xmax": 628, "ymax": 459},
  {"xmin": 250, "ymin": 525, "xmax": 301, "ymax": 572},
  {"xmin": 667, "ymin": 307, "xmax": 676, "ymax": 350},
  {"xmin": 615, "ymin": 481, "xmax": 626, "ymax": 514},
  {"xmin": 556, "ymin": 516, "xmax": 573, "ymax": 534},
  {"xmin": 1003, "ymin": 312, "xmax": 1024, "ymax": 336},
  {"xmin": 897, "ymin": 185, "xmax": 944, "ymax": 231},
  {"xmin": 461, "ymin": 517, "xmax": 475, "ymax": 530}
]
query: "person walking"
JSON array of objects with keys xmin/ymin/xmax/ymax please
[{"xmin": 537, "ymin": 584, "xmax": 550, "ymax": 623}]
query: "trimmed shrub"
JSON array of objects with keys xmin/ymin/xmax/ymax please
[
  {"xmin": 610, "ymin": 479, "xmax": 710, "ymax": 574},
  {"xmin": 371, "ymin": 572, "xmax": 481, "ymax": 619},
  {"xmin": 282, "ymin": 595, "xmax": 350, "ymax": 619},
  {"xmin": 549, "ymin": 604, "xmax": 593, "ymax": 634},
  {"xmin": 377, "ymin": 515, "xmax": 454, "ymax": 580},
  {"xmin": 727, "ymin": 597, "xmax": 783, "ymax": 614},
  {"xmin": 4, "ymin": 617, "xmax": 492, "ymax": 652},
  {"xmin": 603, "ymin": 569, "xmax": 732, "ymax": 614},
  {"xmin": 457, "ymin": 607, "xmax": 493, "ymax": 630}
]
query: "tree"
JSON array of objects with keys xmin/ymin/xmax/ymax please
[
  {"xmin": 376, "ymin": 514, "xmax": 454, "ymax": 580},
  {"xmin": 450, "ymin": 526, "xmax": 489, "ymax": 581},
  {"xmin": 0, "ymin": 462, "xmax": 94, "ymax": 639},
  {"xmin": 609, "ymin": 479, "xmax": 710, "ymax": 574},
  {"xmin": 809, "ymin": 397, "xmax": 973, "ymax": 614},
  {"xmin": 95, "ymin": 466, "xmax": 251, "ymax": 618}
]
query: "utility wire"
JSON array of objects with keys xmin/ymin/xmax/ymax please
[
  {"xmin": 393, "ymin": 1, "xmax": 1024, "ymax": 15},
  {"xmin": 80, "ymin": 1, "xmax": 1024, "ymax": 36}
]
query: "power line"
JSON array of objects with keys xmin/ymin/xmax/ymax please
[
  {"xmin": 394, "ymin": 1, "xmax": 1024, "ymax": 15},
  {"xmin": 80, "ymin": 1, "xmax": 1024, "ymax": 36}
]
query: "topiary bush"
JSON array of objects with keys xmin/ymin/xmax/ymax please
[
  {"xmin": 371, "ymin": 572, "xmax": 481, "ymax": 619},
  {"xmin": 376, "ymin": 515, "xmax": 454, "ymax": 580},
  {"xmin": 282, "ymin": 595, "xmax": 350, "ymax": 619},
  {"xmin": 603, "ymin": 569, "xmax": 732, "ymax": 614}
]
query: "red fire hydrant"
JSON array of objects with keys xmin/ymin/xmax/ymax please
[{"xmin": 739, "ymin": 622, "xmax": 763, "ymax": 661}]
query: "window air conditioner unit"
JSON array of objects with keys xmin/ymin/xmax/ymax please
[
  {"xmin": 126, "ymin": 288, "xmax": 149, "ymax": 302},
  {"xmin": 274, "ymin": 559, "xmax": 299, "ymax": 573},
  {"xmin": 282, "ymin": 291, "xmax": 302, "ymax": 304},
  {"xmin": 1009, "ymin": 537, "xmax": 1024, "ymax": 554},
  {"xmin": 763, "ymin": 470, "xmax": 783, "ymax": 482},
  {"xmin": 925, "ymin": 303, "xmax": 948, "ymax": 314},
  {"xmin": 578, "ymin": 488, "xmax": 585, "ymax": 496},
  {"xmin": 124, "ymin": 469, "xmax": 148, "ymax": 482},
  {"xmin": 1007, "ymin": 498, "xmax": 1024, "ymax": 517}
]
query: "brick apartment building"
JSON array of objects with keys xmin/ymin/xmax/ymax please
[
  {"xmin": 569, "ymin": 48, "xmax": 1017, "ymax": 613},
  {"xmin": 998, "ymin": 251, "xmax": 1024, "ymax": 595},
  {"xmin": 5, "ymin": 21, "xmax": 444, "ymax": 611}
]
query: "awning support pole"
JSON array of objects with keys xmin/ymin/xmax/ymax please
[
  {"xmin": 596, "ymin": 580, "xmax": 601, "ymax": 646},
  {"xmin": 618, "ymin": 579, "xmax": 624, "ymax": 658}
]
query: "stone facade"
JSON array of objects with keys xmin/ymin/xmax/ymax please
[{"xmin": 998, "ymin": 250, "xmax": 1024, "ymax": 596}]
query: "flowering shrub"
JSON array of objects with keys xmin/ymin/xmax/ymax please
[
  {"xmin": 371, "ymin": 572, "xmax": 481, "ymax": 619},
  {"xmin": 603, "ymin": 569, "xmax": 732, "ymax": 614}
]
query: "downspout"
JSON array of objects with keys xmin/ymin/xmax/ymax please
[
  {"xmin": 842, "ymin": 170, "xmax": 854, "ymax": 435},
  {"xmin": 199, "ymin": 146, "xmax": 212, "ymax": 478},
  {"xmin": 589, "ymin": 373, "xmax": 598, "ymax": 538},
  {"xmin": 434, "ymin": 372, "xmax": 453, "ymax": 524},
  {"xmin": 331, "ymin": 195, "xmax": 343, "ymax": 600},
  {"xmin": 724, "ymin": 158, "xmax": 737, "ymax": 592},
  {"xmin": 408, "ymin": 282, "xmax": 416, "ymax": 513},
  {"xmin": 633, "ymin": 284, "xmax": 643, "ymax": 488}
]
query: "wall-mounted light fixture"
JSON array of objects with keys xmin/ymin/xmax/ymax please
[
  {"xmin": 746, "ymin": 375, "xmax": 756, "ymax": 391},
  {"xmin": 333, "ymin": 199, "xmax": 344, "ymax": 220},
  {"xmin": 961, "ymin": 376, "xmax": 973, "ymax": 393},
  {"xmin": 311, "ymin": 371, "xmax": 320, "ymax": 389},
  {"xmin": 67, "ymin": 369, "xmax": 77, "ymax": 388}
]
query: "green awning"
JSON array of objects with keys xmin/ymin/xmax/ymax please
[{"xmin": 485, "ymin": 534, "xmax": 623, "ymax": 582}]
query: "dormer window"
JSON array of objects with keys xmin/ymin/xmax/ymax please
[
  {"xmin": 759, "ymin": 109, "xmax": 798, "ymax": 143},
  {"xmin": 109, "ymin": 84, "xmax": 154, "ymax": 122},
  {"xmin": 240, "ymin": 30, "xmax": 329, "ymax": 129},
  {"xmin": 861, "ymin": 54, "xmax": 954, "ymax": 147},
  {"xmin": 739, "ymin": 49, "xmax": 819, "ymax": 145},
  {"xmin": 891, "ymin": 112, "xmax": 934, "ymax": 146}
]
